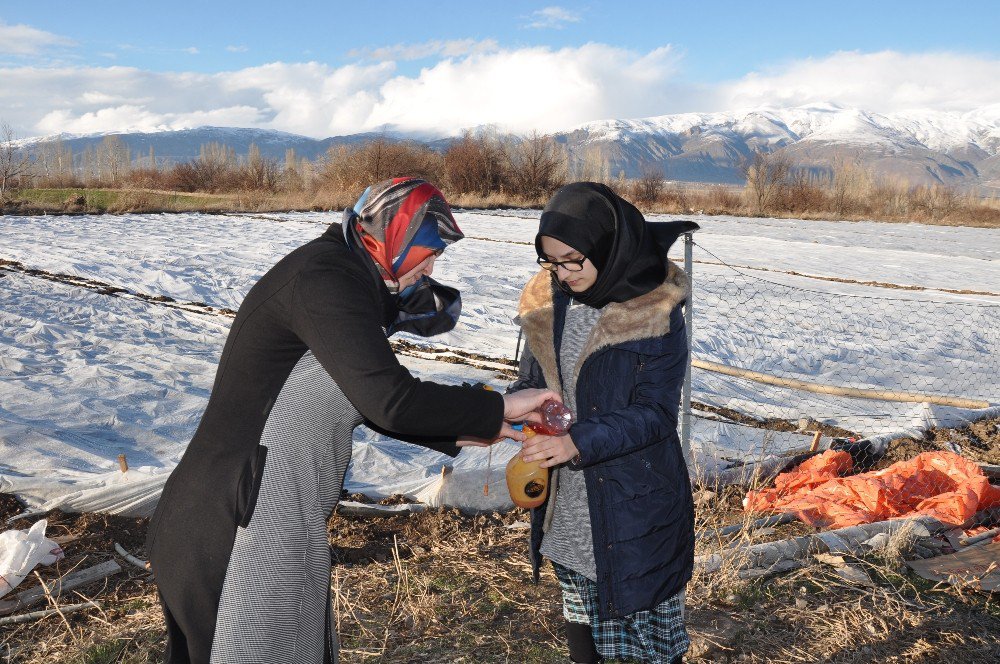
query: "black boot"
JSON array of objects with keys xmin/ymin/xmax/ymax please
[{"xmin": 565, "ymin": 620, "xmax": 601, "ymax": 663}]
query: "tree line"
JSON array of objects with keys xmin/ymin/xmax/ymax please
[
  {"xmin": 2, "ymin": 121, "xmax": 997, "ymax": 226},
  {"xmin": 4, "ymin": 128, "xmax": 568, "ymax": 204}
]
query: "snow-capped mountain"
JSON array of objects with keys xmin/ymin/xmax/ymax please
[
  {"xmin": 556, "ymin": 104, "xmax": 1000, "ymax": 189},
  {"xmin": 20, "ymin": 104, "xmax": 1000, "ymax": 190}
]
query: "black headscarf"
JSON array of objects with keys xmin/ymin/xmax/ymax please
[{"xmin": 536, "ymin": 182, "xmax": 698, "ymax": 308}]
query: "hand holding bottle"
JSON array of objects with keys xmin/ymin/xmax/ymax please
[{"xmin": 506, "ymin": 400, "xmax": 575, "ymax": 508}]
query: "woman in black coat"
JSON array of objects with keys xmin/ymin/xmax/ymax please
[
  {"xmin": 146, "ymin": 178, "xmax": 557, "ymax": 664},
  {"xmin": 510, "ymin": 182, "xmax": 697, "ymax": 663}
]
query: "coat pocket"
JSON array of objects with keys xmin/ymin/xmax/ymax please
[{"xmin": 237, "ymin": 445, "xmax": 268, "ymax": 528}]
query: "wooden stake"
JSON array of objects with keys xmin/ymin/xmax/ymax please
[
  {"xmin": 0, "ymin": 601, "xmax": 101, "ymax": 626},
  {"xmin": 117, "ymin": 454, "xmax": 128, "ymax": 473},
  {"xmin": 809, "ymin": 431, "xmax": 823, "ymax": 452},
  {"xmin": 0, "ymin": 560, "xmax": 120, "ymax": 616},
  {"xmin": 692, "ymin": 358, "xmax": 990, "ymax": 409}
]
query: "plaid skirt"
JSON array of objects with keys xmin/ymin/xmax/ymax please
[{"xmin": 553, "ymin": 563, "xmax": 689, "ymax": 663}]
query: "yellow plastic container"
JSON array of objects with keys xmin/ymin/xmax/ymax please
[{"xmin": 505, "ymin": 427, "xmax": 549, "ymax": 509}]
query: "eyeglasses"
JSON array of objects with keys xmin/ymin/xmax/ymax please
[{"xmin": 536, "ymin": 256, "xmax": 586, "ymax": 272}]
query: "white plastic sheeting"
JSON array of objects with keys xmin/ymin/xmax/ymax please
[
  {"xmin": 2, "ymin": 211, "xmax": 998, "ymax": 517},
  {"xmin": 0, "ymin": 442, "xmax": 522, "ymax": 519},
  {"xmin": 0, "ymin": 422, "xmax": 819, "ymax": 519},
  {"xmin": 0, "ymin": 520, "xmax": 63, "ymax": 598}
]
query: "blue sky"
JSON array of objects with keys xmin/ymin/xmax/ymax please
[{"xmin": 2, "ymin": 1, "xmax": 999, "ymax": 137}]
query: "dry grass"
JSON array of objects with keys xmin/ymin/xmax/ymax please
[
  {"xmin": 11, "ymin": 134, "xmax": 1000, "ymax": 226},
  {"xmin": 2, "ymin": 494, "xmax": 998, "ymax": 663},
  {"xmin": 327, "ymin": 509, "xmax": 564, "ymax": 662},
  {"xmin": 626, "ymin": 178, "xmax": 1000, "ymax": 229},
  {"xmin": 643, "ymin": 186, "xmax": 1000, "ymax": 228},
  {"xmin": 3, "ymin": 187, "xmax": 360, "ymax": 216},
  {"xmin": 718, "ymin": 568, "xmax": 999, "ymax": 663},
  {"xmin": 2, "ymin": 420, "xmax": 999, "ymax": 663},
  {"xmin": 8, "ymin": 176, "xmax": 1000, "ymax": 229}
]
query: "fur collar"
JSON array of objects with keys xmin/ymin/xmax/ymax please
[{"xmin": 517, "ymin": 261, "xmax": 688, "ymax": 393}]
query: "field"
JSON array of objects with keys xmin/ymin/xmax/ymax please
[{"xmin": 1, "ymin": 210, "xmax": 998, "ymax": 661}]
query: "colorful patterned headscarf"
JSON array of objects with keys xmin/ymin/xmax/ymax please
[
  {"xmin": 346, "ymin": 177, "xmax": 464, "ymax": 285},
  {"xmin": 342, "ymin": 177, "xmax": 465, "ymax": 337}
]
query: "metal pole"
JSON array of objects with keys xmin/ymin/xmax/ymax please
[{"xmin": 681, "ymin": 232, "xmax": 694, "ymax": 466}]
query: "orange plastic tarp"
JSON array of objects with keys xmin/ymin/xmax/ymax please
[{"xmin": 745, "ymin": 450, "xmax": 1000, "ymax": 529}]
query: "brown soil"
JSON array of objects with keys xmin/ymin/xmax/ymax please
[
  {"xmin": 693, "ymin": 402, "xmax": 859, "ymax": 438},
  {"xmin": 2, "ymin": 424, "xmax": 998, "ymax": 662},
  {"xmin": 879, "ymin": 436, "xmax": 943, "ymax": 467},
  {"xmin": 929, "ymin": 417, "xmax": 1000, "ymax": 465},
  {"xmin": 879, "ymin": 417, "xmax": 1000, "ymax": 467},
  {"xmin": 3, "ymin": 492, "xmax": 999, "ymax": 662}
]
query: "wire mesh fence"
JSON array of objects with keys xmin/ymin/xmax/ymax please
[{"xmin": 680, "ymin": 232, "xmax": 1000, "ymax": 532}]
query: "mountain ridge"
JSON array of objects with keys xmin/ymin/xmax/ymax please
[{"xmin": 19, "ymin": 104, "xmax": 1000, "ymax": 191}]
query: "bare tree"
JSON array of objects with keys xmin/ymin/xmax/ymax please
[
  {"xmin": 567, "ymin": 145, "xmax": 609, "ymax": 182},
  {"xmin": 506, "ymin": 131, "xmax": 565, "ymax": 200},
  {"xmin": 632, "ymin": 164, "xmax": 666, "ymax": 206},
  {"xmin": 81, "ymin": 145, "xmax": 99, "ymax": 183},
  {"xmin": 96, "ymin": 135, "xmax": 131, "ymax": 185},
  {"xmin": 196, "ymin": 142, "xmax": 237, "ymax": 191},
  {"xmin": 443, "ymin": 132, "xmax": 507, "ymax": 196},
  {"xmin": 740, "ymin": 149, "xmax": 791, "ymax": 216},
  {"xmin": 0, "ymin": 123, "xmax": 34, "ymax": 200},
  {"xmin": 163, "ymin": 142, "xmax": 236, "ymax": 192},
  {"xmin": 240, "ymin": 143, "xmax": 281, "ymax": 192},
  {"xmin": 912, "ymin": 184, "xmax": 960, "ymax": 221},
  {"xmin": 318, "ymin": 138, "xmax": 443, "ymax": 192},
  {"xmin": 52, "ymin": 140, "xmax": 75, "ymax": 185},
  {"xmin": 279, "ymin": 148, "xmax": 304, "ymax": 191},
  {"xmin": 830, "ymin": 156, "xmax": 870, "ymax": 217}
]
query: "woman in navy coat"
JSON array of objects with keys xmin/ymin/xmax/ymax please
[{"xmin": 511, "ymin": 182, "xmax": 697, "ymax": 663}]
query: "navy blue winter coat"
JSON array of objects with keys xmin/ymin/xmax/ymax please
[{"xmin": 510, "ymin": 261, "xmax": 694, "ymax": 620}]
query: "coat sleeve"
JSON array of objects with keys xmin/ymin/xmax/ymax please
[
  {"xmin": 291, "ymin": 253, "xmax": 504, "ymax": 440},
  {"xmin": 568, "ymin": 309, "xmax": 687, "ymax": 468},
  {"xmin": 362, "ymin": 421, "xmax": 462, "ymax": 457},
  {"xmin": 506, "ymin": 339, "xmax": 547, "ymax": 394}
]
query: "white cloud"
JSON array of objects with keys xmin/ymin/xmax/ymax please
[
  {"xmin": 525, "ymin": 6, "xmax": 582, "ymax": 30},
  {"xmin": 366, "ymin": 44, "xmax": 685, "ymax": 134},
  {"xmin": 721, "ymin": 50, "xmax": 1000, "ymax": 113},
  {"xmin": 226, "ymin": 45, "xmax": 249, "ymax": 53},
  {"xmin": 349, "ymin": 39, "xmax": 500, "ymax": 62},
  {"xmin": 0, "ymin": 20, "xmax": 75, "ymax": 55},
  {"xmin": 0, "ymin": 45, "xmax": 687, "ymax": 137},
  {"xmin": 36, "ymin": 105, "xmax": 269, "ymax": 135},
  {"xmin": 3, "ymin": 48, "xmax": 998, "ymax": 140},
  {"xmin": 183, "ymin": 47, "xmax": 199, "ymax": 55},
  {"xmin": 79, "ymin": 91, "xmax": 152, "ymax": 105}
]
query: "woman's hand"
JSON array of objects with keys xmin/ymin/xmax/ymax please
[
  {"xmin": 502, "ymin": 388, "xmax": 562, "ymax": 425},
  {"xmin": 520, "ymin": 433, "xmax": 579, "ymax": 468}
]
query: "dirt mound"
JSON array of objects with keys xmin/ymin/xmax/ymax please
[{"xmin": 881, "ymin": 416, "xmax": 1000, "ymax": 467}]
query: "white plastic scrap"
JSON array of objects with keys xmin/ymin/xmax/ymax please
[{"xmin": 0, "ymin": 520, "xmax": 64, "ymax": 598}]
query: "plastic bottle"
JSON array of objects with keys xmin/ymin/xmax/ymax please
[
  {"xmin": 506, "ymin": 400, "xmax": 573, "ymax": 509},
  {"xmin": 535, "ymin": 399, "xmax": 573, "ymax": 435}
]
